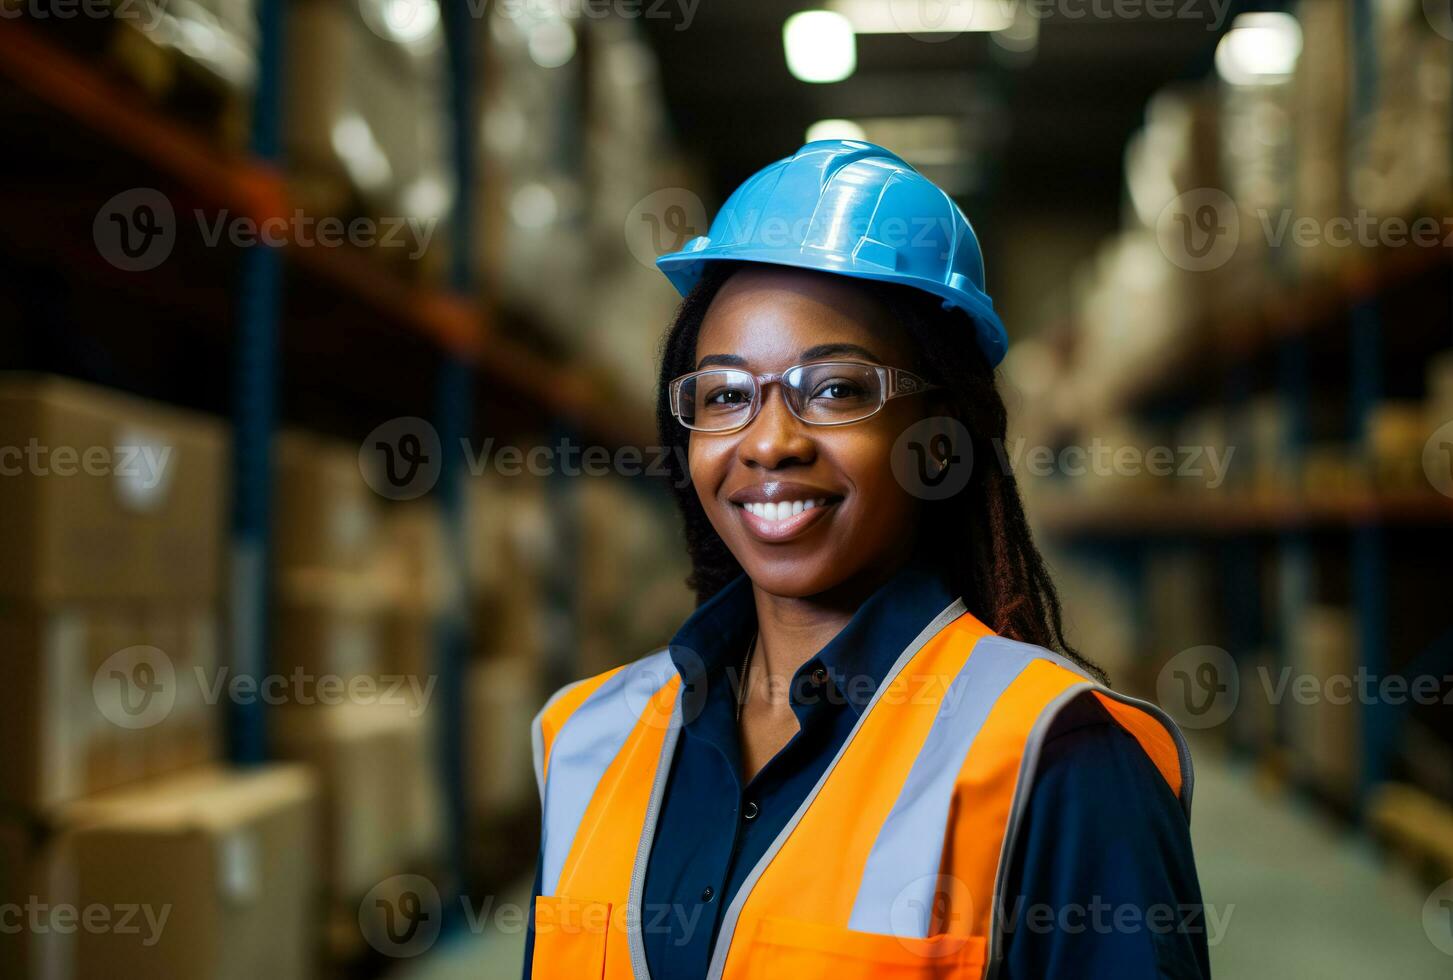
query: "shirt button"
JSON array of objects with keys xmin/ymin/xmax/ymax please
[
  {"xmin": 810, "ymin": 666, "xmax": 827, "ymax": 685},
  {"xmin": 743, "ymin": 800, "xmax": 759, "ymax": 820},
  {"xmin": 701, "ymin": 886, "xmax": 715, "ymax": 902}
]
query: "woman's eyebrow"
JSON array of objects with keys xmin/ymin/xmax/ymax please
[
  {"xmin": 798, "ymin": 342, "xmax": 882, "ymax": 362},
  {"xmin": 696, "ymin": 353, "xmax": 749, "ymax": 369}
]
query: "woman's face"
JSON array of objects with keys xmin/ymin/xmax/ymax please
[{"xmin": 688, "ymin": 266, "xmax": 931, "ymax": 600}]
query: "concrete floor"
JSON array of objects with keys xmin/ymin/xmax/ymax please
[{"xmin": 398, "ymin": 747, "xmax": 1453, "ymax": 979}]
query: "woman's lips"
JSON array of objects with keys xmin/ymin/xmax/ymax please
[{"xmin": 733, "ymin": 496, "xmax": 839, "ymax": 542}]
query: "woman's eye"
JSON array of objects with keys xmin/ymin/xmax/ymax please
[
  {"xmin": 704, "ymin": 386, "xmax": 749, "ymax": 406},
  {"xmin": 811, "ymin": 379, "xmax": 865, "ymax": 400}
]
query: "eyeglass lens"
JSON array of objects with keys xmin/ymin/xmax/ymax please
[{"xmin": 676, "ymin": 363, "xmax": 886, "ymax": 431}]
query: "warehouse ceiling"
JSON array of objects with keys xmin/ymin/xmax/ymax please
[{"xmin": 642, "ymin": 1, "xmax": 1231, "ymax": 231}]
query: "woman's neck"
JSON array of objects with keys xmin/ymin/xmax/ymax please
[{"xmin": 748, "ymin": 562, "xmax": 903, "ymax": 687}]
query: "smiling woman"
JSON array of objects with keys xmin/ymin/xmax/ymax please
[{"xmin": 523, "ymin": 141, "xmax": 1208, "ymax": 980}]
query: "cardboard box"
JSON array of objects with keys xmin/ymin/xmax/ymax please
[
  {"xmin": 271, "ymin": 704, "xmax": 412, "ymax": 900},
  {"xmin": 376, "ymin": 500, "xmax": 452, "ymax": 612},
  {"xmin": 272, "ymin": 568, "xmax": 383, "ymax": 681},
  {"xmin": 1289, "ymin": 605, "xmax": 1360, "ymax": 801},
  {"xmin": 274, "ymin": 430, "xmax": 379, "ymax": 575},
  {"xmin": 2, "ymin": 765, "xmax": 317, "ymax": 980},
  {"xmin": 378, "ymin": 699, "xmax": 447, "ymax": 867},
  {"xmin": 0, "ymin": 374, "xmax": 226, "ymax": 600},
  {"xmin": 469, "ymin": 658, "xmax": 540, "ymax": 815},
  {"xmin": 468, "ymin": 475, "xmax": 549, "ymax": 663},
  {"xmin": 0, "ymin": 601, "xmax": 221, "ymax": 812},
  {"xmin": 381, "ymin": 601, "xmax": 435, "ymax": 701},
  {"xmin": 68, "ymin": 765, "xmax": 318, "ymax": 980}
]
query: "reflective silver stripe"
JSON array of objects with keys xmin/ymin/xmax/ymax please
[
  {"xmin": 702, "ymin": 598, "xmax": 969, "ymax": 980},
  {"xmin": 531, "ymin": 677, "xmax": 589, "ymax": 806},
  {"xmin": 847, "ymin": 636, "xmax": 1034, "ymax": 935},
  {"xmin": 539, "ymin": 649, "xmax": 675, "ymax": 896},
  {"xmin": 983, "ymin": 684, "xmax": 1194, "ymax": 979}
]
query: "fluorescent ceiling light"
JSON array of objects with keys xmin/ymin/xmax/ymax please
[
  {"xmin": 783, "ymin": 11, "xmax": 856, "ymax": 83},
  {"xmin": 1215, "ymin": 12, "xmax": 1302, "ymax": 85},
  {"xmin": 827, "ymin": 0, "xmax": 1013, "ymax": 34},
  {"xmin": 806, "ymin": 118, "xmax": 868, "ymax": 142}
]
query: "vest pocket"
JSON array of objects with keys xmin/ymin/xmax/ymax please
[
  {"xmin": 531, "ymin": 895, "xmax": 612, "ymax": 979},
  {"xmin": 743, "ymin": 914, "xmax": 987, "ymax": 978}
]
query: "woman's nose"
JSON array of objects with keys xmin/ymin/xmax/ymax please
[{"xmin": 737, "ymin": 383, "xmax": 815, "ymax": 470}]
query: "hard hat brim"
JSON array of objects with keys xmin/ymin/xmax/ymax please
[{"xmin": 655, "ymin": 247, "xmax": 1008, "ymax": 368}]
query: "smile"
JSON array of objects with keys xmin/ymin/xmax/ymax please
[{"xmin": 733, "ymin": 496, "xmax": 839, "ymax": 542}]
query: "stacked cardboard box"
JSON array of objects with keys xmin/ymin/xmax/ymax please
[
  {"xmin": 465, "ymin": 473, "xmax": 548, "ymax": 818},
  {"xmin": 284, "ymin": 0, "xmax": 450, "ymax": 282},
  {"xmin": 268, "ymin": 430, "xmax": 446, "ymax": 950},
  {"xmin": 1290, "ymin": 0, "xmax": 1351, "ymax": 282},
  {"xmin": 577, "ymin": 477, "xmax": 693, "ymax": 679},
  {"xmin": 0, "ymin": 375, "xmax": 226, "ymax": 811},
  {"xmin": 0, "ymin": 375, "xmax": 250, "ymax": 977},
  {"xmin": 2, "ymin": 765, "xmax": 319, "ymax": 980},
  {"xmin": 1351, "ymin": 0, "xmax": 1453, "ymax": 219},
  {"xmin": 1287, "ymin": 605, "xmax": 1360, "ymax": 803}
]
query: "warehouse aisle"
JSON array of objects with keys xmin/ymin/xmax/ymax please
[
  {"xmin": 403, "ymin": 748, "xmax": 1453, "ymax": 979},
  {"xmin": 1190, "ymin": 743, "xmax": 1448, "ymax": 978}
]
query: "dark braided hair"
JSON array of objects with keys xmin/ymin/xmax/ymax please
[{"xmin": 654, "ymin": 262, "xmax": 1106, "ymax": 684}]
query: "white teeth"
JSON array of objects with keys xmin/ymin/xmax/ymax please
[{"xmin": 742, "ymin": 498, "xmax": 829, "ymax": 522}]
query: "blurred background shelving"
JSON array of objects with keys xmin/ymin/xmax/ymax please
[{"xmin": 1, "ymin": 2, "xmax": 687, "ymax": 978}]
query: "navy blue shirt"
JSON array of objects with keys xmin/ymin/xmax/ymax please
[{"xmin": 524, "ymin": 562, "xmax": 1209, "ymax": 979}]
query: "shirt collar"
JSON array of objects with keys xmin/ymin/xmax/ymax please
[{"xmin": 667, "ymin": 557, "xmax": 960, "ymax": 720}]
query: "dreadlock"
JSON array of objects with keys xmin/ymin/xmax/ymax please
[{"xmin": 654, "ymin": 263, "xmax": 1105, "ymax": 684}]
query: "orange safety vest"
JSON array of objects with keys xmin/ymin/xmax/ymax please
[{"xmin": 530, "ymin": 600, "xmax": 1192, "ymax": 980}]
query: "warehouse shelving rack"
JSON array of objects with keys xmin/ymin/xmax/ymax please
[
  {"xmin": 0, "ymin": 1, "xmax": 657, "ymax": 950},
  {"xmin": 1043, "ymin": 242, "xmax": 1453, "ymax": 812},
  {"xmin": 1039, "ymin": 2, "xmax": 1453, "ymax": 819}
]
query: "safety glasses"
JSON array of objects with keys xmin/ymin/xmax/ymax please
[{"xmin": 669, "ymin": 360, "xmax": 939, "ymax": 433}]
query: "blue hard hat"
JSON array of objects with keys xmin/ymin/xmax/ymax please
[{"xmin": 656, "ymin": 139, "xmax": 1008, "ymax": 367}]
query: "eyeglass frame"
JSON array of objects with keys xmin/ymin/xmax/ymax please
[{"xmin": 668, "ymin": 360, "xmax": 941, "ymax": 433}]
